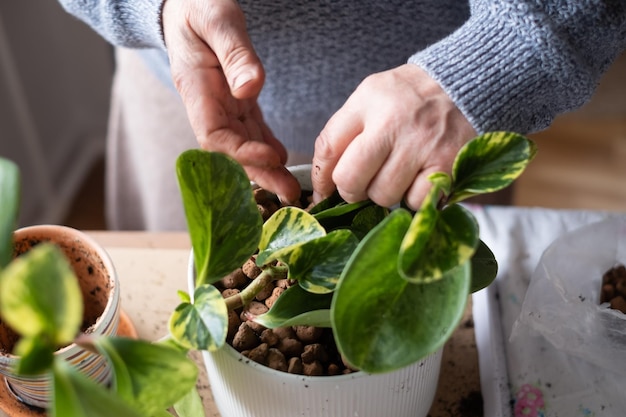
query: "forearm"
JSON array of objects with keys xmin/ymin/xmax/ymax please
[
  {"xmin": 57, "ymin": 0, "xmax": 166, "ymax": 49},
  {"xmin": 410, "ymin": 0, "xmax": 626, "ymax": 134}
]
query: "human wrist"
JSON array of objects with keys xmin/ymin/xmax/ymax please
[{"xmin": 408, "ymin": 10, "xmax": 545, "ymax": 134}]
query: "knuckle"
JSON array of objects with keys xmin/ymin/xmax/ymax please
[
  {"xmin": 314, "ymin": 129, "xmax": 339, "ymax": 161},
  {"xmin": 368, "ymin": 187, "xmax": 397, "ymax": 208},
  {"xmin": 222, "ymin": 44, "xmax": 255, "ymax": 71},
  {"xmin": 170, "ymin": 69, "xmax": 190, "ymax": 96}
]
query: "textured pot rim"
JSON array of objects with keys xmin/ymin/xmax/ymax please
[
  {"xmin": 5, "ymin": 224, "xmax": 119, "ymax": 358},
  {"xmin": 251, "ymin": 164, "xmax": 313, "ymax": 191}
]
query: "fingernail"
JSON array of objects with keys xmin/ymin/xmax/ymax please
[{"xmin": 232, "ymin": 70, "xmax": 254, "ymax": 91}]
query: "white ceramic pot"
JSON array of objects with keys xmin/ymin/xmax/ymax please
[
  {"xmin": 188, "ymin": 164, "xmax": 443, "ymax": 417},
  {"xmin": 0, "ymin": 225, "xmax": 121, "ymax": 409}
]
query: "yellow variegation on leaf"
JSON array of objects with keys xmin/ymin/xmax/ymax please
[{"xmin": 448, "ymin": 131, "xmax": 537, "ymax": 204}]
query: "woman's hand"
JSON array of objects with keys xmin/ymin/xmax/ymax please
[
  {"xmin": 161, "ymin": 0, "xmax": 301, "ymax": 203},
  {"xmin": 312, "ymin": 64, "xmax": 476, "ymax": 210}
]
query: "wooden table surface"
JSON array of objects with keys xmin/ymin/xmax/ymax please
[{"xmin": 89, "ymin": 231, "xmax": 483, "ymax": 417}]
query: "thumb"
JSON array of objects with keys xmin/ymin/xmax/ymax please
[{"xmin": 192, "ymin": 0, "xmax": 264, "ymax": 98}]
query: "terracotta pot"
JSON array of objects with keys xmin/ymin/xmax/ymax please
[
  {"xmin": 188, "ymin": 164, "xmax": 443, "ymax": 417},
  {"xmin": 0, "ymin": 225, "xmax": 121, "ymax": 410}
]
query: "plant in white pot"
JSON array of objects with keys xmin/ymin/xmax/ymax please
[
  {"xmin": 172, "ymin": 131, "xmax": 537, "ymax": 417},
  {"xmin": 0, "ymin": 130, "xmax": 535, "ymax": 417},
  {"xmin": 0, "ymin": 157, "xmax": 199, "ymax": 417}
]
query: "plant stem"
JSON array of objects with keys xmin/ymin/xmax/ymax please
[{"xmin": 224, "ymin": 265, "xmax": 288, "ymax": 311}]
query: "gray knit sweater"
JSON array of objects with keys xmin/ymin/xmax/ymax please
[{"xmin": 58, "ymin": 0, "xmax": 626, "ymax": 156}]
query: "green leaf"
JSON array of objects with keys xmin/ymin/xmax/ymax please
[
  {"xmin": 399, "ymin": 204, "xmax": 478, "ymax": 283},
  {"xmin": 169, "ymin": 284, "xmax": 228, "ymax": 351},
  {"xmin": 427, "ymin": 172, "xmax": 451, "ymax": 196},
  {"xmin": 309, "ymin": 191, "xmax": 375, "ymax": 231},
  {"xmin": 350, "ymin": 205, "xmax": 389, "ymax": 240},
  {"xmin": 307, "ymin": 191, "xmax": 347, "ymax": 215},
  {"xmin": 13, "ymin": 336, "xmax": 55, "ymax": 375},
  {"xmin": 396, "ymin": 186, "xmax": 439, "ymax": 280},
  {"xmin": 449, "ymin": 132, "xmax": 536, "ymax": 204},
  {"xmin": 254, "ymin": 285, "xmax": 333, "ymax": 328},
  {"xmin": 312, "ymin": 199, "xmax": 372, "ymax": 220},
  {"xmin": 0, "ymin": 157, "xmax": 19, "ymax": 269},
  {"xmin": 256, "ymin": 207, "xmax": 326, "ymax": 266},
  {"xmin": 470, "ymin": 239, "xmax": 498, "ymax": 293},
  {"xmin": 0, "ymin": 243, "xmax": 82, "ymax": 346},
  {"xmin": 332, "ymin": 210, "xmax": 470, "ymax": 373},
  {"xmin": 94, "ymin": 337, "xmax": 198, "ymax": 416},
  {"xmin": 272, "ymin": 229, "xmax": 359, "ymax": 294},
  {"xmin": 51, "ymin": 359, "xmax": 145, "ymax": 417},
  {"xmin": 176, "ymin": 150, "xmax": 262, "ymax": 287},
  {"xmin": 173, "ymin": 385, "xmax": 206, "ymax": 417}
]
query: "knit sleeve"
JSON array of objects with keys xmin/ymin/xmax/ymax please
[
  {"xmin": 408, "ymin": 0, "xmax": 626, "ymax": 134},
  {"xmin": 57, "ymin": 0, "xmax": 166, "ymax": 49}
]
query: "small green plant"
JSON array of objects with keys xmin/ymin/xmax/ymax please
[
  {"xmin": 173, "ymin": 131, "xmax": 536, "ymax": 373},
  {"xmin": 0, "ymin": 158, "xmax": 201, "ymax": 417}
]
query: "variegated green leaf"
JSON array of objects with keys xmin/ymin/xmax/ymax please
[
  {"xmin": 399, "ymin": 204, "xmax": 478, "ymax": 283},
  {"xmin": 176, "ymin": 150, "xmax": 262, "ymax": 287},
  {"xmin": 276, "ymin": 229, "xmax": 359, "ymax": 294},
  {"xmin": 449, "ymin": 132, "xmax": 536, "ymax": 204},
  {"xmin": 93, "ymin": 337, "xmax": 198, "ymax": 416},
  {"xmin": 397, "ymin": 185, "xmax": 439, "ymax": 275},
  {"xmin": 0, "ymin": 157, "xmax": 19, "ymax": 269},
  {"xmin": 332, "ymin": 209, "xmax": 471, "ymax": 373},
  {"xmin": 256, "ymin": 207, "xmax": 325, "ymax": 266},
  {"xmin": 427, "ymin": 172, "xmax": 451, "ymax": 196},
  {"xmin": 254, "ymin": 285, "xmax": 333, "ymax": 328},
  {"xmin": 0, "ymin": 243, "xmax": 82, "ymax": 346},
  {"xmin": 168, "ymin": 284, "xmax": 227, "ymax": 351}
]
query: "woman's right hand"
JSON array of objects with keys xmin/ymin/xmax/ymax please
[{"xmin": 161, "ymin": 0, "xmax": 301, "ymax": 204}]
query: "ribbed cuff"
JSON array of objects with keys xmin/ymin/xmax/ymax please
[
  {"xmin": 409, "ymin": 9, "xmax": 554, "ymax": 135},
  {"xmin": 111, "ymin": 0, "xmax": 166, "ymax": 50}
]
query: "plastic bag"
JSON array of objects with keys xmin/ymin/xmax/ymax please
[{"xmin": 513, "ymin": 216, "xmax": 626, "ymax": 375}]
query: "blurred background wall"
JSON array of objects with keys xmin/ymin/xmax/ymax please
[
  {"xmin": 517, "ymin": 52, "xmax": 626, "ymax": 212},
  {"xmin": 0, "ymin": 1, "xmax": 113, "ymax": 227}
]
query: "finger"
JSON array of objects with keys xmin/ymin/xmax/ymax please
[
  {"xmin": 311, "ymin": 109, "xmax": 363, "ymax": 202},
  {"xmin": 333, "ymin": 132, "xmax": 390, "ymax": 203},
  {"xmin": 245, "ymin": 166, "xmax": 302, "ymax": 206},
  {"xmin": 362, "ymin": 146, "xmax": 420, "ymax": 208},
  {"xmin": 191, "ymin": 0, "xmax": 264, "ymax": 98},
  {"xmin": 253, "ymin": 105, "xmax": 289, "ymax": 165},
  {"xmin": 198, "ymin": 124, "xmax": 285, "ymax": 168},
  {"xmin": 403, "ymin": 167, "xmax": 443, "ymax": 211}
]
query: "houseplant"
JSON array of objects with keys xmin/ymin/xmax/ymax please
[
  {"xmin": 1, "ymin": 223, "xmax": 122, "ymax": 413},
  {"xmin": 173, "ymin": 131, "xmax": 536, "ymax": 415},
  {"xmin": 0, "ymin": 130, "xmax": 535, "ymax": 416},
  {"xmin": 0, "ymin": 157, "xmax": 200, "ymax": 417}
]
